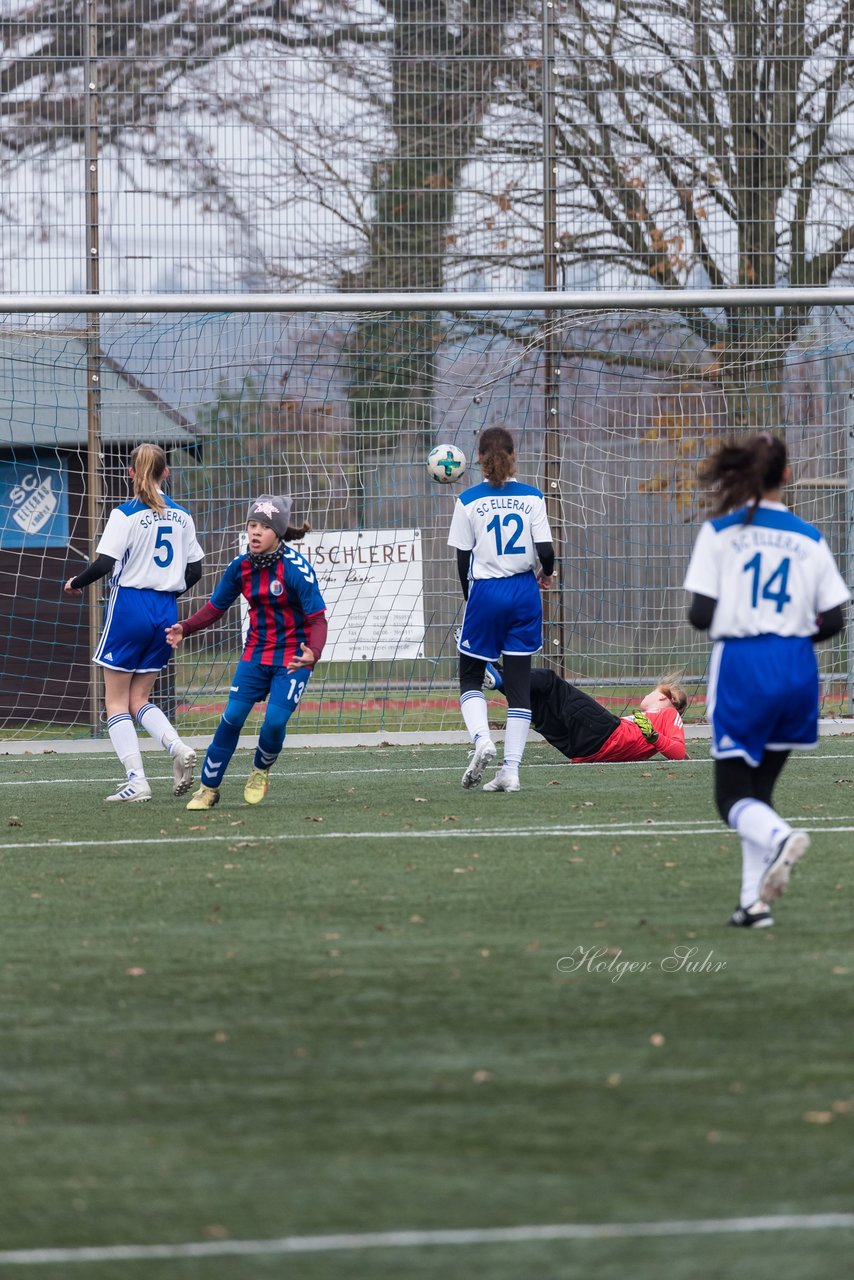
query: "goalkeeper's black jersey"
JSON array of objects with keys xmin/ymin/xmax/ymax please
[{"xmin": 529, "ymin": 670, "xmax": 620, "ymax": 760}]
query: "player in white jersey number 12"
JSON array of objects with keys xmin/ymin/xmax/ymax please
[
  {"xmin": 64, "ymin": 443, "xmax": 205, "ymax": 802},
  {"xmin": 684, "ymin": 432, "xmax": 849, "ymax": 928},
  {"xmin": 447, "ymin": 426, "xmax": 556, "ymax": 792}
]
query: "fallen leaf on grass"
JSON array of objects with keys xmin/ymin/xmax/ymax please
[
  {"xmin": 8, "ymin": 816, "xmax": 22, "ymax": 827},
  {"xmin": 125, "ymin": 967, "xmax": 146, "ymax": 977},
  {"xmin": 409, "ymin": 915, "xmax": 425, "ymax": 925},
  {"xmin": 305, "ymin": 815, "xmax": 324, "ymax": 823},
  {"xmin": 413, "ymin": 796, "xmax": 428, "ymax": 803},
  {"xmin": 213, "ymin": 1030, "xmax": 228, "ymax": 1043},
  {"xmin": 472, "ymin": 1070, "xmax": 493, "ymax": 1084},
  {"xmin": 803, "ymin": 1111, "xmax": 833, "ymax": 1125},
  {"xmin": 649, "ymin": 1033, "xmax": 665, "ymax": 1047},
  {"xmin": 442, "ymin": 815, "xmax": 459, "ymax": 822}
]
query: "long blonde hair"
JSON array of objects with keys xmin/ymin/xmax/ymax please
[
  {"xmin": 130, "ymin": 443, "xmax": 167, "ymax": 515},
  {"xmin": 657, "ymin": 679, "xmax": 688, "ymax": 714}
]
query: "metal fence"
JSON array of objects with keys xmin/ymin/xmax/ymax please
[{"xmin": 2, "ymin": 1, "xmax": 854, "ymax": 734}]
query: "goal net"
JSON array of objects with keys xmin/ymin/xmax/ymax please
[{"xmin": 1, "ymin": 293, "xmax": 851, "ymax": 739}]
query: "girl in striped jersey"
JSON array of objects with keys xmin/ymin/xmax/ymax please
[
  {"xmin": 64, "ymin": 443, "xmax": 204, "ymax": 803},
  {"xmin": 166, "ymin": 495, "xmax": 327, "ymax": 809}
]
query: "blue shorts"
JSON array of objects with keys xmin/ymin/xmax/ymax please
[
  {"xmin": 93, "ymin": 586, "xmax": 177, "ymax": 673},
  {"xmin": 707, "ymin": 634, "xmax": 819, "ymax": 766},
  {"xmin": 229, "ymin": 659, "xmax": 312, "ymax": 714},
  {"xmin": 458, "ymin": 573, "xmax": 543, "ymax": 661}
]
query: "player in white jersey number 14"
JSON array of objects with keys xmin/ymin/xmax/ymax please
[{"xmin": 684, "ymin": 432, "xmax": 849, "ymax": 928}]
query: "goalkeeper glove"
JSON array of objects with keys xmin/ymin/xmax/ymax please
[{"xmin": 632, "ymin": 710, "xmax": 659, "ymax": 744}]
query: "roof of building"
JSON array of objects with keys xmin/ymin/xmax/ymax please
[{"xmin": 0, "ymin": 331, "xmax": 198, "ymax": 448}]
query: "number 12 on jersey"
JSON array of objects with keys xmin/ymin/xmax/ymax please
[
  {"xmin": 743, "ymin": 552, "xmax": 791, "ymax": 613},
  {"xmin": 486, "ymin": 513, "xmax": 525, "ymax": 556}
]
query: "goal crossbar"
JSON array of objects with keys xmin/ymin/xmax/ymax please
[{"xmin": 3, "ymin": 286, "xmax": 854, "ymax": 314}]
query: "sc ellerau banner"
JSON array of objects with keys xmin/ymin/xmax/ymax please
[
  {"xmin": 0, "ymin": 453, "xmax": 69, "ymax": 549},
  {"xmin": 293, "ymin": 529, "xmax": 425, "ymax": 662}
]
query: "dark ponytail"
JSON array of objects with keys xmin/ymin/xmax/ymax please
[
  {"xmin": 478, "ymin": 426, "xmax": 517, "ymax": 486},
  {"xmin": 698, "ymin": 432, "xmax": 787, "ymax": 522},
  {"xmin": 283, "ymin": 521, "xmax": 310, "ymax": 542}
]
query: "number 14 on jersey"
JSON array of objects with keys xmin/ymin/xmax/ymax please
[{"xmin": 743, "ymin": 552, "xmax": 791, "ymax": 613}]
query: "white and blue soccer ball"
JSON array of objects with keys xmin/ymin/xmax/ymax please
[{"xmin": 427, "ymin": 443, "xmax": 467, "ymax": 484}]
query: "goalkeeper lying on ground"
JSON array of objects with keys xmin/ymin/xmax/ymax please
[{"xmin": 486, "ymin": 664, "xmax": 688, "ymax": 763}]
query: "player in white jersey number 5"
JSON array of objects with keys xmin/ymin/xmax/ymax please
[
  {"xmin": 64, "ymin": 443, "xmax": 205, "ymax": 803},
  {"xmin": 448, "ymin": 426, "xmax": 556, "ymax": 792},
  {"xmin": 684, "ymin": 433, "xmax": 849, "ymax": 928}
]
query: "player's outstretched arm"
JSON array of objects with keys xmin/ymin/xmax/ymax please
[{"xmin": 64, "ymin": 554, "xmax": 117, "ymax": 595}]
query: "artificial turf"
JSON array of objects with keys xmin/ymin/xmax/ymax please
[{"xmin": 1, "ymin": 740, "xmax": 853, "ymax": 1279}]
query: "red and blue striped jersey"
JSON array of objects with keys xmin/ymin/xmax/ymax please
[{"xmin": 210, "ymin": 545, "xmax": 326, "ymax": 667}]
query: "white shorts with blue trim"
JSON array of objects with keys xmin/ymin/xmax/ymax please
[
  {"xmin": 458, "ymin": 573, "xmax": 543, "ymax": 662},
  {"xmin": 93, "ymin": 585, "xmax": 177, "ymax": 673},
  {"xmin": 707, "ymin": 634, "xmax": 819, "ymax": 766}
]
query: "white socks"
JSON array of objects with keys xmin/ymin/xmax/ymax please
[
  {"xmin": 460, "ymin": 690, "xmax": 492, "ymax": 745},
  {"xmin": 729, "ymin": 799, "xmax": 791, "ymax": 907},
  {"xmin": 136, "ymin": 702, "xmax": 180, "ymax": 753},
  {"xmin": 739, "ymin": 837, "xmax": 777, "ymax": 908},
  {"xmin": 728, "ymin": 798, "xmax": 791, "ymax": 851},
  {"xmin": 107, "ymin": 713, "xmax": 145, "ymax": 781},
  {"xmin": 502, "ymin": 708, "xmax": 532, "ymax": 772}
]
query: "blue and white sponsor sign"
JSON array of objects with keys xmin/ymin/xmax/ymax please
[{"xmin": 0, "ymin": 453, "xmax": 69, "ymax": 549}]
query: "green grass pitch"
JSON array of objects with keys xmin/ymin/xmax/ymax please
[{"xmin": 1, "ymin": 740, "xmax": 853, "ymax": 1279}]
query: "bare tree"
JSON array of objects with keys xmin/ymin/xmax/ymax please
[{"xmin": 483, "ymin": 0, "xmax": 854, "ymax": 427}]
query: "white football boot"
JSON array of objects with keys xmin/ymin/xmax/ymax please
[
  {"xmin": 171, "ymin": 742, "xmax": 197, "ymax": 797},
  {"xmin": 461, "ymin": 737, "xmax": 497, "ymax": 789},
  {"xmin": 760, "ymin": 830, "xmax": 810, "ymax": 903},
  {"xmin": 105, "ymin": 778, "xmax": 152, "ymax": 803},
  {"xmin": 482, "ymin": 767, "xmax": 521, "ymax": 793}
]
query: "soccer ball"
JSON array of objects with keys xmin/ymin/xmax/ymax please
[{"xmin": 427, "ymin": 443, "xmax": 467, "ymax": 484}]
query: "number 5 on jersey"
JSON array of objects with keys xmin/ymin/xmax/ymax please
[{"xmin": 153, "ymin": 525, "xmax": 174, "ymax": 567}]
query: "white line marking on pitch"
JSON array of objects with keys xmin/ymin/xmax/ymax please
[
  {"xmin": 2, "ymin": 1214, "xmax": 854, "ymax": 1265},
  {"xmin": 4, "ymin": 750, "xmax": 854, "ymax": 787},
  {"xmin": 3, "ymin": 822, "xmax": 854, "ymax": 853}
]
